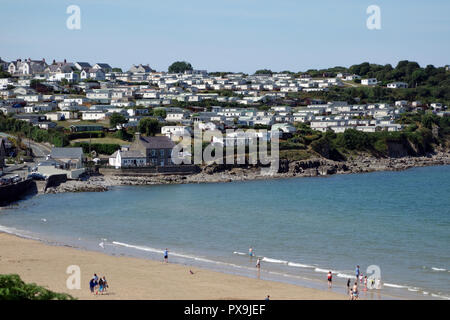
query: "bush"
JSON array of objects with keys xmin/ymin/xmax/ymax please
[
  {"xmin": 71, "ymin": 142, "xmax": 120, "ymax": 155},
  {"xmin": 67, "ymin": 131, "xmax": 105, "ymax": 140},
  {"xmin": 0, "ymin": 274, "xmax": 74, "ymax": 300}
]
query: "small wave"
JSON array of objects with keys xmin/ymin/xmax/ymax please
[
  {"xmin": 314, "ymin": 268, "xmax": 330, "ymax": 273},
  {"xmin": 112, "ymin": 241, "xmax": 164, "ymax": 254},
  {"xmin": 262, "ymin": 257, "xmax": 288, "ymax": 264},
  {"xmin": 287, "ymin": 262, "xmax": 314, "ymax": 268},
  {"xmin": 384, "ymin": 283, "xmax": 408, "ymax": 289},
  {"xmin": 233, "ymin": 251, "xmax": 248, "ymax": 256},
  {"xmin": 431, "ymin": 267, "xmax": 447, "ymax": 272},
  {"xmin": 431, "ymin": 294, "xmax": 450, "ymax": 300},
  {"xmin": 0, "ymin": 224, "xmax": 41, "ymax": 241},
  {"xmin": 337, "ymin": 273, "xmax": 354, "ymax": 279}
]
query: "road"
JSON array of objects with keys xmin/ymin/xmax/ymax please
[{"xmin": 0, "ymin": 132, "xmax": 52, "ymax": 159}]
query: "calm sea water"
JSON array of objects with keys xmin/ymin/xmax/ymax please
[{"xmin": 1, "ymin": 166, "xmax": 449, "ymax": 299}]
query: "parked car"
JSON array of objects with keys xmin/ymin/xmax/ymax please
[{"xmin": 27, "ymin": 172, "xmax": 46, "ymax": 181}]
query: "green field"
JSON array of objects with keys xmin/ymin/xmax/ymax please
[{"xmin": 71, "ymin": 137, "xmax": 130, "ymax": 145}]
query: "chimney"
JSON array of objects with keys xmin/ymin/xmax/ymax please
[
  {"xmin": 52, "ymin": 59, "xmax": 56, "ymax": 64},
  {"xmin": 42, "ymin": 58, "xmax": 45, "ymax": 62},
  {"xmin": 135, "ymin": 132, "xmax": 141, "ymax": 141},
  {"xmin": 64, "ymin": 59, "xmax": 66, "ymax": 63}
]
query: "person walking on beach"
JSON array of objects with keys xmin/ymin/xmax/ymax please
[
  {"xmin": 102, "ymin": 276, "xmax": 108, "ymax": 293},
  {"xmin": 97, "ymin": 277, "xmax": 104, "ymax": 295},
  {"xmin": 89, "ymin": 278, "xmax": 96, "ymax": 294},
  {"xmin": 352, "ymin": 282, "xmax": 359, "ymax": 300},
  {"xmin": 256, "ymin": 258, "xmax": 261, "ymax": 269},
  {"xmin": 347, "ymin": 278, "xmax": 351, "ymax": 294},
  {"xmin": 164, "ymin": 248, "xmax": 169, "ymax": 263},
  {"xmin": 327, "ymin": 271, "xmax": 333, "ymax": 288},
  {"xmin": 364, "ymin": 276, "xmax": 368, "ymax": 291},
  {"xmin": 355, "ymin": 265, "xmax": 360, "ymax": 280}
]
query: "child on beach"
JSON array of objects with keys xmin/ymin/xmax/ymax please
[
  {"xmin": 327, "ymin": 271, "xmax": 333, "ymax": 288},
  {"xmin": 352, "ymin": 282, "xmax": 359, "ymax": 300},
  {"xmin": 97, "ymin": 277, "xmax": 104, "ymax": 295},
  {"xmin": 347, "ymin": 278, "xmax": 351, "ymax": 294},
  {"xmin": 164, "ymin": 248, "xmax": 169, "ymax": 263},
  {"xmin": 256, "ymin": 258, "xmax": 261, "ymax": 269},
  {"xmin": 364, "ymin": 276, "xmax": 368, "ymax": 291},
  {"xmin": 249, "ymin": 247, "xmax": 254, "ymax": 258}
]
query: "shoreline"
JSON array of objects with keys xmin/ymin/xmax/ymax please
[
  {"xmin": 43, "ymin": 152, "xmax": 450, "ymax": 194},
  {"xmin": 0, "ymin": 232, "xmax": 347, "ymax": 300}
]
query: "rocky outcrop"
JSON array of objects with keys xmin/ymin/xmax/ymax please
[{"xmin": 41, "ymin": 152, "xmax": 450, "ymax": 194}]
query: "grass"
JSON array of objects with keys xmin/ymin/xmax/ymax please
[
  {"xmin": 56, "ymin": 119, "xmax": 110, "ymax": 128},
  {"xmin": 279, "ymin": 149, "xmax": 313, "ymax": 161},
  {"xmin": 71, "ymin": 137, "xmax": 130, "ymax": 145}
]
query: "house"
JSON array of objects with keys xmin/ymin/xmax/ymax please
[
  {"xmin": 49, "ymin": 147, "xmax": 84, "ymax": 169},
  {"xmin": 129, "ymin": 64, "xmax": 154, "ymax": 73},
  {"xmin": 161, "ymin": 126, "xmax": 192, "ymax": 138},
  {"xmin": 69, "ymin": 125, "xmax": 104, "ymax": 132},
  {"xmin": 387, "ymin": 82, "xmax": 408, "ymax": 89},
  {"xmin": 361, "ymin": 78, "xmax": 378, "ymax": 86},
  {"xmin": 74, "ymin": 62, "xmax": 92, "ymax": 71},
  {"xmin": 81, "ymin": 110, "xmax": 107, "ymax": 120},
  {"xmin": 109, "ymin": 147, "xmax": 147, "ymax": 168},
  {"xmin": 345, "ymin": 74, "xmax": 361, "ymax": 81},
  {"xmin": 45, "ymin": 112, "xmax": 64, "ymax": 121},
  {"xmin": 8, "ymin": 58, "xmax": 48, "ymax": 75},
  {"xmin": 81, "ymin": 68, "xmax": 105, "ymax": 81},
  {"xmin": 92, "ymin": 63, "xmax": 112, "ymax": 73},
  {"xmin": 129, "ymin": 133, "xmax": 175, "ymax": 166}
]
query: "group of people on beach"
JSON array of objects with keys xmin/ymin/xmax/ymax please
[
  {"xmin": 89, "ymin": 273, "xmax": 109, "ymax": 295},
  {"xmin": 249, "ymin": 248, "xmax": 380, "ymax": 300}
]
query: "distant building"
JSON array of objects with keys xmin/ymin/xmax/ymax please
[
  {"xmin": 129, "ymin": 133, "xmax": 175, "ymax": 166},
  {"xmin": 361, "ymin": 78, "xmax": 378, "ymax": 86},
  {"xmin": 387, "ymin": 82, "xmax": 408, "ymax": 89},
  {"xmin": 129, "ymin": 64, "xmax": 154, "ymax": 73},
  {"xmin": 49, "ymin": 147, "xmax": 84, "ymax": 169}
]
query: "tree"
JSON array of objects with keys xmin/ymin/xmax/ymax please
[
  {"xmin": 254, "ymin": 69, "xmax": 273, "ymax": 75},
  {"xmin": 112, "ymin": 68, "xmax": 122, "ymax": 72},
  {"xmin": 168, "ymin": 61, "xmax": 193, "ymax": 73},
  {"xmin": 152, "ymin": 108, "xmax": 167, "ymax": 118},
  {"xmin": 109, "ymin": 112, "xmax": 127, "ymax": 127},
  {"xmin": 138, "ymin": 118, "xmax": 160, "ymax": 136},
  {"xmin": 0, "ymin": 70, "xmax": 11, "ymax": 78}
]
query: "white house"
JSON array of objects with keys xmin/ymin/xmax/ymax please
[
  {"xmin": 161, "ymin": 126, "xmax": 192, "ymax": 138},
  {"xmin": 387, "ymin": 82, "xmax": 408, "ymax": 89},
  {"xmin": 361, "ymin": 78, "xmax": 378, "ymax": 86},
  {"xmin": 81, "ymin": 110, "xmax": 107, "ymax": 120},
  {"xmin": 109, "ymin": 149, "xmax": 146, "ymax": 168}
]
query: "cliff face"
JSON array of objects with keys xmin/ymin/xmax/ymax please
[{"xmin": 387, "ymin": 141, "xmax": 410, "ymax": 158}]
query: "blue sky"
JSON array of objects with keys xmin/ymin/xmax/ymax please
[{"xmin": 0, "ymin": 0, "xmax": 449, "ymax": 73}]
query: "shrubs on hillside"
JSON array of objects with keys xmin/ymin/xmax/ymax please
[
  {"xmin": 71, "ymin": 142, "xmax": 120, "ymax": 155},
  {"xmin": 0, "ymin": 274, "xmax": 74, "ymax": 300}
]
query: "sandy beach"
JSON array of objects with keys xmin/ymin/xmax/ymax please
[{"xmin": 0, "ymin": 233, "xmax": 345, "ymax": 300}]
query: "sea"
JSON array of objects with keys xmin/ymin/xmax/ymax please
[{"xmin": 1, "ymin": 165, "xmax": 449, "ymax": 300}]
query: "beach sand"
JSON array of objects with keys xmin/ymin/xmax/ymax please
[{"xmin": 0, "ymin": 233, "xmax": 346, "ymax": 300}]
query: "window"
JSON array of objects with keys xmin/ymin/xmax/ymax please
[
  {"xmin": 160, "ymin": 149, "xmax": 164, "ymax": 157},
  {"xmin": 151, "ymin": 149, "xmax": 156, "ymax": 157}
]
